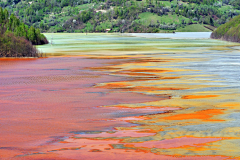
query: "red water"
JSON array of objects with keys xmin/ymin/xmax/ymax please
[
  {"xmin": 0, "ymin": 57, "xmax": 166, "ymax": 159},
  {"xmin": 1, "ymin": 56, "xmax": 237, "ymax": 160}
]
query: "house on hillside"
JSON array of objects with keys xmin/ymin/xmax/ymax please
[{"xmin": 106, "ymin": 29, "xmax": 111, "ymax": 32}]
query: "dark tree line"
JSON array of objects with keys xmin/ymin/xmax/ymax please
[
  {"xmin": 0, "ymin": 7, "xmax": 48, "ymax": 45},
  {"xmin": 0, "ymin": 32, "xmax": 40, "ymax": 57},
  {"xmin": 0, "ymin": 7, "xmax": 48, "ymax": 57}
]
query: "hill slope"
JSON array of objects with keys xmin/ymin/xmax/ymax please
[
  {"xmin": 211, "ymin": 15, "xmax": 240, "ymax": 43},
  {"xmin": 1, "ymin": 0, "xmax": 240, "ymax": 33}
]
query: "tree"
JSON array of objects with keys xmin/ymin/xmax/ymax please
[
  {"xmin": 210, "ymin": 17, "xmax": 214, "ymax": 26},
  {"xmin": 28, "ymin": 26, "xmax": 37, "ymax": 44}
]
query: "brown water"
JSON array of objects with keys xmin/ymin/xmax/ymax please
[{"xmin": 1, "ymin": 33, "xmax": 240, "ymax": 159}]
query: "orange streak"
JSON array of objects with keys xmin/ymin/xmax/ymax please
[
  {"xmin": 161, "ymin": 77, "xmax": 180, "ymax": 79},
  {"xmin": 182, "ymin": 95, "xmax": 219, "ymax": 99},
  {"xmin": 128, "ymin": 86, "xmax": 187, "ymax": 91},
  {"xmin": 117, "ymin": 72, "xmax": 157, "ymax": 76},
  {"xmin": 123, "ymin": 69, "xmax": 171, "ymax": 73},
  {"xmin": 0, "ymin": 58, "xmax": 38, "ymax": 61},
  {"xmin": 97, "ymin": 82, "xmax": 129, "ymax": 89},
  {"xmin": 163, "ymin": 109, "xmax": 225, "ymax": 121}
]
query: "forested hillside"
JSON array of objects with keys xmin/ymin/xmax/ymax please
[
  {"xmin": 0, "ymin": 7, "xmax": 48, "ymax": 57},
  {"xmin": 211, "ymin": 14, "xmax": 240, "ymax": 43},
  {"xmin": 1, "ymin": 0, "xmax": 240, "ymax": 33}
]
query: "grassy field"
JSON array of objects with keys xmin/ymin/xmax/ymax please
[
  {"xmin": 136, "ymin": 12, "xmax": 190, "ymax": 25},
  {"xmin": 159, "ymin": 0, "xmax": 179, "ymax": 7},
  {"xmin": 176, "ymin": 24, "xmax": 211, "ymax": 32},
  {"xmin": 219, "ymin": 5, "xmax": 233, "ymax": 12},
  {"xmin": 76, "ymin": 3, "xmax": 101, "ymax": 11},
  {"xmin": 158, "ymin": 1, "xmax": 172, "ymax": 7}
]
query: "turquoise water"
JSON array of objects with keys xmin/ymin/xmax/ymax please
[{"xmin": 37, "ymin": 33, "xmax": 237, "ymax": 56}]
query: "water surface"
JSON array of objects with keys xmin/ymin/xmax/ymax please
[{"xmin": 1, "ymin": 33, "xmax": 240, "ymax": 159}]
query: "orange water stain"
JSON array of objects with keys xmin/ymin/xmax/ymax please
[
  {"xmin": 188, "ymin": 146, "xmax": 209, "ymax": 151},
  {"xmin": 0, "ymin": 58, "xmax": 38, "ymax": 61},
  {"xmin": 163, "ymin": 109, "xmax": 225, "ymax": 121},
  {"xmin": 205, "ymin": 119, "xmax": 225, "ymax": 122},
  {"xmin": 97, "ymin": 82, "xmax": 184, "ymax": 94},
  {"xmin": 0, "ymin": 58, "xmax": 38, "ymax": 68},
  {"xmin": 124, "ymin": 76, "xmax": 180, "ymax": 82},
  {"xmin": 59, "ymin": 141, "xmax": 72, "ymax": 144},
  {"xmin": 123, "ymin": 69, "xmax": 172, "ymax": 73},
  {"xmin": 182, "ymin": 95, "xmax": 219, "ymax": 99},
  {"xmin": 96, "ymin": 58, "xmax": 170, "ymax": 64},
  {"xmin": 86, "ymin": 56, "xmax": 132, "ymax": 59},
  {"xmin": 99, "ymin": 86, "xmax": 186, "ymax": 91},
  {"xmin": 128, "ymin": 86, "xmax": 187, "ymax": 91},
  {"xmin": 219, "ymin": 102, "xmax": 240, "ymax": 109},
  {"xmin": 97, "ymin": 82, "xmax": 130, "ymax": 89},
  {"xmin": 117, "ymin": 71, "xmax": 157, "ymax": 76},
  {"xmin": 89, "ymin": 149, "xmax": 103, "ymax": 152},
  {"xmin": 160, "ymin": 77, "xmax": 180, "ymax": 79}
]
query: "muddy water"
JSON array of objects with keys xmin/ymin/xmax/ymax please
[{"xmin": 1, "ymin": 33, "xmax": 240, "ymax": 159}]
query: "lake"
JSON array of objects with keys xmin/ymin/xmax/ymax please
[{"xmin": 1, "ymin": 33, "xmax": 240, "ymax": 159}]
